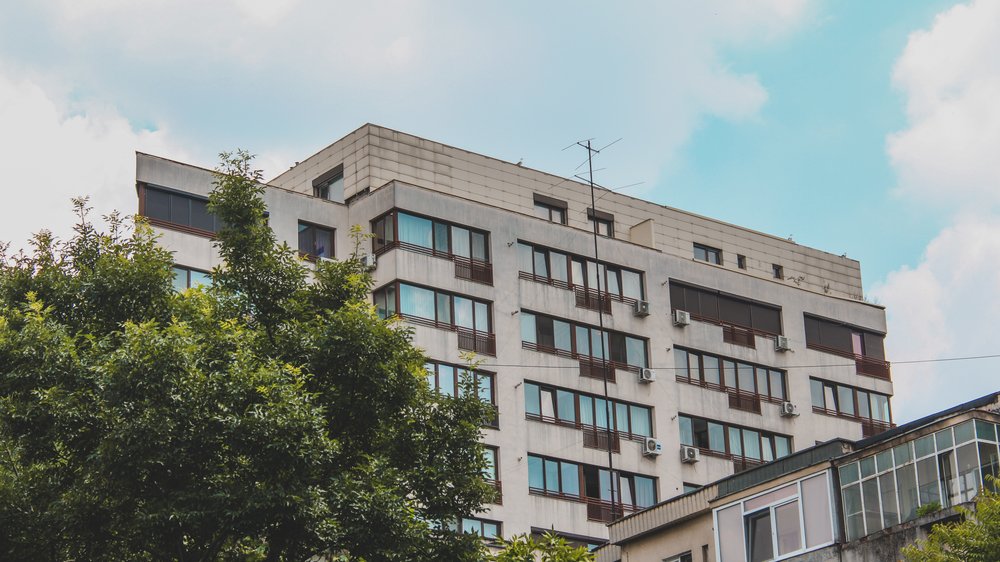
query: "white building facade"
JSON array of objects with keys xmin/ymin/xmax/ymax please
[{"xmin": 135, "ymin": 124, "xmax": 892, "ymax": 548}]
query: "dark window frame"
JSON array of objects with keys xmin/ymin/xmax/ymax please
[
  {"xmin": 139, "ymin": 183, "xmax": 221, "ymax": 237},
  {"xmin": 518, "ymin": 240, "xmax": 645, "ymax": 302},
  {"xmin": 533, "ymin": 194, "xmax": 568, "ymax": 225},
  {"xmin": 312, "ymin": 164, "xmax": 345, "ymax": 202},
  {"xmin": 673, "ymin": 347, "xmax": 787, "ymax": 405},
  {"xmin": 694, "ymin": 243, "xmax": 723, "ymax": 265},
  {"xmin": 669, "ymin": 280, "xmax": 784, "ymax": 336},
  {"xmin": 297, "ymin": 220, "xmax": 335, "ymax": 260},
  {"xmin": 425, "ymin": 360, "xmax": 498, "ymax": 428},
  {"xmin": 520, "ymin": 309, "xmax": 649, "ymax": 371},
  {"xmin": 810, "ymin": 377, "xmax": 893, "ymax": 425},
  {"xmin": 587, "ymin": 208, "xmax": 614, "ymax": 238},
  {"xmin": 679, "ymin": 414, "xmax": 793, "ymax": 464},
  {"xmin": 523, "ymin": 380, "xmax": 653, "ymax": 441},
  {"xmin": 172, "ymin": 265, "xmax": 212, "ymax": 291}
]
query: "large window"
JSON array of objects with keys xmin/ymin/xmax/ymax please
[
  {"xmin": 371, "ymin": 210, "xmax": 492, "ymax": 284},
  {"xmin": 297, "ymin": 221, "xmax": 334, "ymax": 259},
  {"xmin": 811, "ymin": 378, "xmax": 892, "ymax": 424},
  {"xmin": 804, "ymin": 315, "xmax": 888, "ymax": 380},
  {"xmin": 425, "ymin": 361, "xmax": 497, "ymax": 427},
  {"xmin": 443, "ymin": 517, "xmax": 501, "ymax": 542},
  {"xmin": 141, "ymin": 185, "xmax": 222, "ymax": 234},
  {"xmin": 172, "ymin": 265, "xmax": 212, "ymax": 291},
  {"xmin": 520, "ymin": 311, "xmax": 647, "ymax": 369},
  {"xmin": 373, "ymin": 281, "xmax": 494, "ymax": 354},
  {"xmin": 524, "ymin": 381, "xmax": 652, "ymax": 439},
  {"xmin": 518, "ymin": 241, "xmax": 644, "ymax": 302},
  {"xmin": 693, "ymin": 243, "xmax": 722, "ymax": 265},
  {"xmin": 839, "ymin": 418, "xmax": 1000, "ymax": 541},
  {"xmin": 527, "ymin": 454, "xmax": 656, "ymax": 513},
  {"xmin": 679, "ymin": 415, "xmax": 792, "ymax": 463},
  {"xmin": 674, "ymin": 348, "xmax": 786, "ymax": 403},
  {"xmin": 714, "ymin": 472, "xmax": 834, "ymax": 562},
  {"xmin": 669, "ymin": 281, "xmax": 782, "ymax": 335},
  {"xmin": 372, "ymin": 210, "xmax": 490, "ymax": 262}
]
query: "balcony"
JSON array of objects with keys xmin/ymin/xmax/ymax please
[
  {"xmin": 585, "ymin": 497, "xmax": 638, "ymax": 523},
  {"xmin": 486, "ymin": 479, "xmax": 503, "ymax": 504},
  {"xmin": 806, "ymin": 342, "xmax": 892, "ymax": 381}
]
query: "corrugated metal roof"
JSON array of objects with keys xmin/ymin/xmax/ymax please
[
  {"xmin": 609, "ymin": 484, "xmax": 717, "ymax": 544},
  {"xmin": 717, "ymin": 440, "xmax": 851, "ymax": 498}
]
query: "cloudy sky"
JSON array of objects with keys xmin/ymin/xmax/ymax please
[{"xmin": 1, "ymin": 0, "xmax": 997, "ymax": 423}]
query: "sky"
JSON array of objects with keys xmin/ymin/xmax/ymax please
[{"xmin": 0, "ymin": 0, "xmax": 998, "ymax": 424}]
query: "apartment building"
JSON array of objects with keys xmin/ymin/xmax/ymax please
[{"xmin": 134, "ymin": 123, "xmax": 892, "ymax": 549}]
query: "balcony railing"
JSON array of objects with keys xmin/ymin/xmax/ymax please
[
  {"xmin": 525, "ymin": 413, "xmax": 649, "ymax": 446},
  {"xmin": 582, "ymin": 427, "xmax": 621, "ymax": 453},
  {"xmin": 727, "ymin": 390, "xmax": 762, "ymax": 414},
  {"xmin": 521, "ymin": 342, "xmax": 639, "ymax": 378},
  {"xmin": 457, "ymin": 328, "xmax": 496, "ymax": 356},
  {"xmin": 805, "ymin": 342, "xmax": 891, "ymax": 380},
  {"xmin": 722, "ymin": 324, "xmax": 756, "ymax": 348},
  {"xmin": 676, "ymin": 375, "xmax": 785, "ymax": 406},
  {"xmin": 861, "ymin": 419, "xmax": 895, "ymax": 438},
  {"xmin": 486, "ymin": 479, "xmax": 503, "ymax": 504},
  {"xmin": 579, "ymin": 360, "xmax": 616, "ymax": 383},
  {"xmin": 519, "ymin": 271, "xmax": 641, "ymax": 308},
  {"xmin": 585, "ymin": 497, "xmax": 638, "ymax": 523},
  {"xmin": 374, "ymin": 240, "xmax": 493, "ymax": 286},
  {"xmin": 574, "ymin": 287, "xmax": 612, "ymax": 314},
  {"xmin": 454, "ymin": 256, "xmax": 493, "ymax": 285}
]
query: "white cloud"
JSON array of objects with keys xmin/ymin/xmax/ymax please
[
  {"xmin": 0, "ymin": 65, "xmax": 188, "ymax": 255},
  {"xmin": 876, "ymin": 0, "xmax": 1000, "ymax": 423}
]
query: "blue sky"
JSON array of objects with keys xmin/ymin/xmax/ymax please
[{"xmin": 1, "ymin": 0, "xmax": 998, "ymax": 423}]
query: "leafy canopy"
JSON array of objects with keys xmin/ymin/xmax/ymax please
[
  {"xmin": 0, "ymin": 151, "xmax": 494, "ymax": 562},
  {"xmin": 902, "ymin": 479, "xmax": 1000, "ymax": 562}
]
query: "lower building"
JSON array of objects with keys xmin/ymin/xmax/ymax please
[{"xmin": 602, "ymin": 391, "xmax": 1000, "ymax": 562}]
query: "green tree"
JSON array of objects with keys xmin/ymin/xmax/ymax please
[
  {"xmin": 902, "ymin": 480, "xmax": 1000, "ymax": 562},
  {"xmin": 491, "ymin": 533, "xmax": 595, "ymax": 562},
  {"xmin": 0, "ymin": 151, "xmax": 494, "ymax": 561}
]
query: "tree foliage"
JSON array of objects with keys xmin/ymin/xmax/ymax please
[
  {"xmin": 0, "ymin": 151, "xmax": 494, "ymax": 561},
  {"xmin": 490, "ymin": 533, "xmax": 595, "ymax": 562},
  {"xmin": 902, "ymin": 479, "xmax": 1000, "ymax": 562}
]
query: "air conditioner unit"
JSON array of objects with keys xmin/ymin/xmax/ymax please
[
  {"xmin": 680, "ymin": 445, "xmax": 700, "ymax": 464},
  {"xmin": 643, "ymin": 438, "xmax": 663, "ymax": 457},
  {"xmin": 780, "ymin": 401, "xmax": 799, "ymax": 417},
  {"xmin": 774, "ymin": 335, "xmax": 791, "ymax": 352},
  {"xmin": 359, "ymin": 253, "xmax": 377, "ymax": 269},
  {"xmin": 639, "ymin": 368, "xmax": 656, "ymax": 384},
  {"xmin": 633, "ymin": 300, "xmax": 651, "ymax": 317},
  {"xmin": 673, "ymin": 309, "xmax": 691, "ymax": 327}
]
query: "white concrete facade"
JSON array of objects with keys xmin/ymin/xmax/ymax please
[{"xmin": 134, "ymin": 123, "xmax": 892, "ymax": 548}]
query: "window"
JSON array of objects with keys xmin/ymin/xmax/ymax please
[
  {"xmin": 839, "ymin": 420, "xmax": 1000, "ymax": 541},
  {"xmin": 527, "ymin": 454, "xmax": 656, "ymax": 512},
  {"xmin": 373, "ymin": 281, "xmax": 495, "ymax": 354},
  {"xmin": 714, "ymin": 472, "xmax": 834, "ymax": 562},
  {"xmin": 772, "ymin": 264, "xmax": 784, "ymax": 279},
  {"xmin": 297, "ymin": 221, "xmax": 334, "ymax": 259},
  {"xmin": 448, "ymin": 517, "xmax": 501, "ymax": 542},
  {"xmin": 679, "ymin": 414, "xmax": 791, "ymax": 462},
  {"xmin": 694, "ymin": 243, "xmax": 722, "ymax": 265},
  {"xmin": 518, "ymin": 241, "xmax": 645, "ymax": 301},
  {"xmin": 810, "ymin": 378, "xmax": 892, "ymax": 424},
  {"xmin": 172, "ymin": 265, "xmax": 212, "ymax": 291},
  {"xmin": 669, "ymin": 281, "xmax": 782, "ymax": 335},
  {"xmin": 372, "ymin": 210, "xmax": 490, "ymax": 262},
  {"xmin": 674, "ymin": 348, "xmax": 787, "ymax": 403},
  {"xmin": 524, "ymin": 381, "xmax": 653, "ymax": 439},
  {"xmin": 141, "ymin": 185, "xmax": 221, "ymax": 234},
  {"xmin": 805, "ymin": 315, "xmax": 889, "ymax": 378},
  {"xmin": 483, "ymin": 446, "xmax": 499, "ymax": 483},
  {"xmin": 737, "ymin": 254, "xmax": 747, "ymax": 269},
  {"xmin": 371, "ymin": 210, "xmax": 492, "ymax": 284},
  {"xmin": 521, "ymin": 310, "xmax": 648, "ymax": 369},
  {"xmin": 682, "ymin": 483, "xmax": 702, "ymax": 494},
  {"xmin": 426, "ymin": 361, "xmax": 497, "ymax": 426},
  {"xmin": 663, "ymin": 553, "xmax": 693, "ymax": 562},
  {"xmin": 533, "ymin": 194, "xmax": 568, "ymax": 224},
  {"xmin": 587, "ymin": 208, "xmax": 614, "ymax": 238},
  {"xmin": 312, "ymin": 165, "xmax": 344, "ymax": 203}
]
